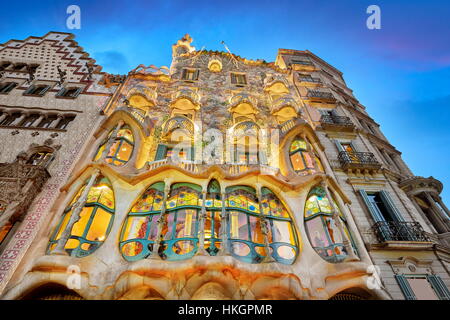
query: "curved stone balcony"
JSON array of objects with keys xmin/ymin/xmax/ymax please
[
  {"xmin": 163, "ymin": 116, "xmax": 195, "ymax": 136},
  {"xmin": 228, "ymin": 92, "xmax": 258, "ymax": 110},
  {"xmin": 146, "ymin": 158, "xmax": 280, "ymax": 178},
  {"xmin": 263, "ymin": 74, "xmax": 290, "ymax": 92},
  {"xmin": 127, "ymin": 85, "xmax": 158, "ymax": 107},
  {"xmin": 271, "ymin": 94, "xmax": 299, "ymax": 114},
  {"xmin": 399, "ymin": 176, "xmax": 443, "ymax": 196},
  {"xmin": 172, "ymin": 87, "xmax": 200, "ymax": 108},
  {"xmin": 115, "ymin": 106, "xmax": 154, "ymax": 136}
]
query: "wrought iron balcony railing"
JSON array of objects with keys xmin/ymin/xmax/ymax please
[
  {"xmin": 298, "ymin": 76, "xmax": 322, "ymax": 84},
  {"xmin": 306, "ymin": 90, "xmax": 336, "ymax": 101},
  {"xmin": 372, "ymin": 221, "xmax": 430, "ymax": 242},
  {"xmin": 338, "ymin": 151, "xmax": 381, "ymax": 170},
  {"xmin": 320, "ymin": 115, "xmax": 354, "ymax": 128}
]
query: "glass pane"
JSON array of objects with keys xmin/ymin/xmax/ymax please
[
  {"xmin": 55, "ymin": 211, "xmax": 71, "ymax": 240},
  {"xmin": 70, "ymin": 207, "xmax": 94, "ymax": 237},
  {"xmin": 117, "ymin": 128, "xmax": 134, "ymax": 142},
  {"xmin": 407, "ymin": 278, "xmax": 439, "ymax": 300},
  {"xmin": 303, "ymin": 152, "xmax": 315, "ymax": 169},
  {"xmin": 116, "ymin": 141, "xmax": 133, "ymax": 161},
  {"xmin": 290, "ymin": 139, "xmax": 307, "ymax": 153},
  {"xmin": 230, "ymin": 211, "xmax": 249, "ymax": 240},
  {"xmin": 172, "ymin": 240, "xmax": 194, "ymax": 255},
  {"xmin": 232, "ymin": 242, "xmax": 250, "ymax": 256},
  {"xmin": 277, "ymin": 245, "xmax": 296, "ymax": 260},
  {"xmin": 249, "ymin": 215, "xmax": 264, "ymax": 244},
  {"xmin": 86, "ymin": 208, "xmax": 112, "ymax": 241},
  {"xmin": 307, "ymin": 218, "xmax": 330, "ymax": 248},
  {"xmin": 163, "ymin": 212, "xmax": 175, "ymax": 240},
  {"xmin": 123, "ymin": 216, "xmax": 149, "ymax": 240},
  {"xmin": 174, "ymin": 209, "xmax": 197, "ymax": 238},
  {"xmin": 290, "ymin": 152, "xmax": 305, "ymax": 171},
  {"xmin": 323, "ymin": 217, "xmax": 342, "ymax": 244},
  {"xmin": 305, "ymin": 195, "xmax": 321, "ymax": 217},
  {"xmin": 122, "ymin": 241, "xmax": 143, "ymax": 257},
  {"xmin": 272, "ymin": 220, "xmax": 295, "ymax": 245}
]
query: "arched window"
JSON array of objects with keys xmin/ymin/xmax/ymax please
[
  {"xmin": 304, "ymin": 186, "xmax": 356, "ymax": 263},
  {"xmin": 161, "ymin": 183, "xmax": 202, "ymax": 260},
  {"xmin": 47, "ymin": 175, "xmax": 115, "ymax": 257},
  {"xmin": 225, "ymin": 186, "xmax": 263, "ymax": 263},
  {"xmin": 261, "ymin": 187, "xmax": 298, "ymax": 264},
  {"xmin": 204, "ymin": 179, "xmax": 222, "ymax": 255},
  {"xmin": 119, "ymin": 182, "xmax": 165, "ymax": 261},
  {"xmin": 289, "ymin": 136, "xmax": 323, "ymax": 174},
  {"xmin": 94, "ymin": 125, "xmax": 134, "ymax": 166},
  {"xmin": 226, "ymin": 186, "xmax": 299, "ymax": 264}
]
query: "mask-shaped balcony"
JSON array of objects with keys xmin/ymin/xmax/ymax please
[
  {"xmin": 171, "ymin": 87, "xmax": 200, "ymax": 111},
  {"xmin": 271, "ymin": 94, "xmax": 299, "ymax": 115},
  {"xmin": 320, "ymin": 114, "xmax": 355, "ymax": 132},
  {"xmin": 127, "ymin": 86, "xmax": 158, "ymax": 108},
  {"xmin": 163, "ymin": 116, "xmax": 195, "ymax": 138},
  {"xmin": 263, "ymin": 74, "xmax": 290, "ymax": 93}
]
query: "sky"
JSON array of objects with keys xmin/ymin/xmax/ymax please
[{"xmin": 1, "ymin": 0, "xmax": 449, "ymax": 205}]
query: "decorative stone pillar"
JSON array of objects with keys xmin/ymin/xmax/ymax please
[
  {"xmin": 256, "ymin": 184, "xmax": 275, "ymax": 263},
  {"xmin": 11, "ymin": 113, "xmax": 26, "ymax": 126},
  {"xmin": 217, "ymin": 192, "xmax": 230, "ymax": 256},
  {"xmin": 0, "ymin": 112, "xmax": 9, "ymax": 124},
  {"xmin": 100, "ymin": 120, "xmax": 124, "ymax": 161},
  {"xmin": 436, "ymin": 196, "xmax": 450, "ymax": 221},
  {"xmin": 51, "ymin": 115, "xmax": 65, "ymax": 129},
  {"xmin": 425, "ymin": 192, "xmax": 450, "ymax": 232},
  {"xmin": 151, "ymin": 180, "xmax": 171, "ymax": 259},
  {"xmin": 52, "ymin": 169, "xmax": 100, "ymax": 255},
  {"xmin": 322, "ymin": 181, "xmax": 359, "ymax": 261},
  {"xmin": 197, "ymin": 189, "xmax": 208, "ymax": 255}
]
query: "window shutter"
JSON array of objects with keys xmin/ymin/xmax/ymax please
[
  {"xmin": 395, "ymin": 274, "xmax": 416, "ymax": 300},
  {"xmin": 40, "ymin": 86, "xmax": 50, "ymax": 95},
  {"xmin": 379, "ymin": 190, "xmax": 404, "ymax": 222},
  {"xmin": 56, "ymin": 88, "xmax": 66, "ymax": 97},
  {"xmin": 190, "ymin": 145, "xmax": 195, "ymax": 161},
  {"xmin": 358, "ymin": 190, "xmax": 384, "ymax": 222},
  {"xmin": 193, "ymin": 70, "xmax": 199, "ymax": 81},
  {"xmin": 427, "ymin": 275, "xmax": 450, "ymax": 300},
  {"xmin": 25, "ymin": 85, "xmax": 35, "ymax": 95},
  {"xmin": 231, "ymin": 73, "xmax": 236, "ymax": 84},
  {"xmin": 334, "ymin": 140, "xmax": 344, "ymax": 153},
  {"xmin": 74, "ymin": 87, "xmax": 83, "ymax": 97},
  {"xmin": 155, "ymin": 144, "xmax": 168, "ymax": 161}
]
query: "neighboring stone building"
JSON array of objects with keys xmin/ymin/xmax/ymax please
[{"xmin": 0, "ymin": 33, "xmax": 449, "ymax": 300}]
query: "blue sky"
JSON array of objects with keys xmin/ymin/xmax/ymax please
[{"xmin": 1, "ymin": 0, "xmax": 450, "ymax": 205}]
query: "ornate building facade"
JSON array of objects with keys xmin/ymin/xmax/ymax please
[{"xmin": 0, "ymin": 33, "xmax": 449, "ymax": 300}]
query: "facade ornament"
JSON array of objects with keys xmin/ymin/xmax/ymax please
[
  {"xmin": 52, "ymin": 169, "xmax": 101, "ymax": 255},
  {"xmin": 57, "ymin": 66, "xmax": 67, "ymax": 86}
]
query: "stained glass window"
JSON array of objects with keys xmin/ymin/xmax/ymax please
[
  {"xmin": 160, "ymin": 183, "xmax": 201, "ymax": 261},
  {"xmin": 119, "ymin": 182, "xmax": 165, "ymax": 261},
  {"xmin": 289, "ymin": 136, "xmax": 323, "ymax": 175},
  {"xmin": 204, "ymin": 180, "xmax": 222, "ymax": 256},
  {"xmin": 47, "ymin": 175, "xmax": 115, "ymax": 257},
  {"xmin": 94, "ymin": 125, "xmax": 134, "ymax": 166},
  {"xmin": 304, "ymin": 186, "xmax": 357, "ymax": 263},
  {"xmin": 226, "ymin": 186, "xmax": 299, "ymax": 264}
]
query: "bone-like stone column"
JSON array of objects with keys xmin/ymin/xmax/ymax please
[
  {"xmin": 256, "ymin": 183, "xmax": 275, "ymax": 263},
  {"xmin": 217, "ymin": 192, "xmax": 230, "ymax": 256},
  {"xmin": 322, "ymin": 181, "xmax": 359, "ymax": 261},
  {"xmin": 100, "ymin": 120, "xmax": 124, "ymax": 161},
  {"xmin": 197, "ymin": 189, "xmax": 208, "ymax": 255},
  {"xmin": 150, "ymin": 179, "xmax": 171, "ymax": 259},
  {"xmin": 52, "ymin": 169, "xmax": 100, "ymax": 255}
]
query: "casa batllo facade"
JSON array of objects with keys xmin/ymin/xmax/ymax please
[{"xmin": 0, "ymin": 33, "xmax": 449, "ymax": 300}]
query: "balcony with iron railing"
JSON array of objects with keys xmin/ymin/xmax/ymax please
[
  {"xmin": 297, "ymin": 75, "xmax": 322, "ymax": 86},
  {"xmin": 320, "ymin": 114, "xmax": 355, "ymax": 132},
  {"xmin": 338, "ymin": 151, "xmax": 381, "ymax": 172},
  {"xmin": 290, "ymin": 60, "xmax": 316, "ymax": 71},
  {"xmin": 372, "ymin": 221, "xmax": 430, "ymax": 243},
  {"xmin": 306, "ymin": 90, "xmax": 336, "ymax": 102}
]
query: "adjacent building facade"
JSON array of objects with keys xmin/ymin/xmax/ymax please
[{"xmin": 0, "ymin": 33, "xmax": 449, "ymax": 300}]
